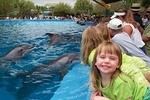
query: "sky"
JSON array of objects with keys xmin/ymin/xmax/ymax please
[{"xmin": 32, "ymin": 0, "xmax": 76, "ymax": 7}]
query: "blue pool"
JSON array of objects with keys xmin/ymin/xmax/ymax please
[{"xmin": 0, "ymin": 19, "xmax": 91, "ymax": 100}]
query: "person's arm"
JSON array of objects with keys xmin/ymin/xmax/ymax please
[
  {"xmin": 122, "ymin": 25, "xmax": 133, "ymax": 37},
  {"xmin": 119, "ymin": 40, "xmax": 150, "ymax": 66},
  {"xmin": 112, "ymin": 34, "xmax": 150, "ymax": 66},
  {"xmin": 142, "ymin": 24, "xmax": 150, "ymax": 42},
  {"xmin": 142, "ymin": 35, "xmax": 150, "ymax": 42}
]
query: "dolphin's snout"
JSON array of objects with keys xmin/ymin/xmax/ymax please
[
  {"xmin": 45, "ymin": 33, "xmax": 57, "ymax": 37},
  {"xmin": 68, "ymin": 54, "xmax": 80, "ymax": 63},
  {"xmin": 45, "ymin": 33, "xmax": 52, "ymax": 36},
  {"xmin": 29, "ymin": 45, "xmax": 35, "ymax": 49},
  {"xmin": 22, "ymin": 44, "xmax": 34, "ymax": 50}
]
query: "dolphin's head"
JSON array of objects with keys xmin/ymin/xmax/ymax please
[
  {"xmin": 67, "ymin": 53, "xmax": 80, "ymax": 63},
  {"xmin": 48, "ymin": 53, "xmax": 79, "ymax": 71},
  {"xmin": 45, "ymin": 33, "xmax": 58, "ymax": 37},
  {"xmin": 4, "ymin": 44, "xmax": 34, "ymax": 61},
  {"xmin": 18, "ymin": 44, "xmax": 34, "ymax": 55},
  {"xmin": 45, "ymin": 33, "xmax": 54, "ymax": 37},
  {"xmin": 21, "ymin": 44, "xmax": 34, "ymax": 50},
  {"xmin": 56, "ymin": 53, "xmax": 79, "ymax": 65},
  {"xmin": 45, "ymin": 33, "xmax": 60, "ymax": 45}
]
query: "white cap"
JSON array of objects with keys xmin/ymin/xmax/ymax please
[
  {"xmin": 107, "ymin": 18, "xmax": 123, "ymax": 30},
  {"xmin": 111, "ymin": 12, "xmax": 125, "ymax": 19}
]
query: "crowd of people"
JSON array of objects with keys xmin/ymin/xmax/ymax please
[{"xmin": 80, "ymin": 3, "xmax": 150, "ymax": 100}]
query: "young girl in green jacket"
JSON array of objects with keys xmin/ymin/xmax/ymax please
[{"xmin": 91, "ymin": 41, "xmax": 150, "ymax": 100}]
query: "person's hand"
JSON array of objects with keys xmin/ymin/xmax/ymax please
[
  {"xmin": 91, "ymin": 91, "xmax": 100, "ymax": 100},
  {"xmin": 142, "ymin": 35, "xmax": 150, "ymax": 42},
  {"xmin": 93, "ymin": 96, "xmax": 110, "ymax": 100},
  {"xmin": 91, "ymin": 91, "xmax": 110, "ymax": 100}
]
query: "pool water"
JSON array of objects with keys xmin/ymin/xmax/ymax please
[{"xmin": 0, "ymin": 19, "xmax": 91, "ymax": 100}]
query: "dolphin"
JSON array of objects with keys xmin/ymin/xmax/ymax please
[
  {"xmin": 4, "ymin": 44, "xmax": 34, "ymax": 61},
  {"xmin": 16, "ymin": 53, "xmax": 79, "ymax": 100},
  {"xmin": 45, "ymin": 33, "xmax": 81, "ymax": 45},
  {"xmin": 46, "ymin": 33, "xmax": 61, "ymax": 45}
]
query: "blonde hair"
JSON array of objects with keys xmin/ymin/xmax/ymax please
[
  {"xmin": 91, "ymin": 41, "xmax": 122, "ymax": 92},
  {"xmin": 81, "ymin": 23, "xmax": 110, "ymax": 65}
]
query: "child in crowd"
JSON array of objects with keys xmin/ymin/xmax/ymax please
[
  {"xmin": 81, "ymin": 23, "xmax": 110, "ymax": 65},
  {"xmin": 91, "ymin": 41, "xmax": 150, "ymax": 100},
  {"xmin": 81, "ymin": 22, "xmax": 150, "ymax": 84}
]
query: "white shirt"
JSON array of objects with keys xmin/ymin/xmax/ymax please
[
  {"xmin": 123, "ymin": 22, "xmax": 145, "ymax": 48},
  {"xmin": 112, "ymin": 31, "xmax": 150, "ymax": 66}
]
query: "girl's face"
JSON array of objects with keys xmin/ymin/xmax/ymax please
[{"xmin": 95, "ymin": 52, "xmax": 119, "ymax": 75}]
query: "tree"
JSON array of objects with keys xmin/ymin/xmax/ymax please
[
  {"xmin": 92, "ymin": 3, "xmax": 104, "ymax": 15},
  {"xmin": 53, "ymin": 3, "xmax": 72, "ymax": 16},
  {"xmin": 16, "ymin": 0, "xmax": 35, "ymax": 18},
  {"xmin": 74, "ymin": 0, "xmax": 93, "ymax": 14},
  {"xmin": 0, "ymin": 0, "xmax": 15, "ymax": 17},
  {"xmin": 35, "ymin": 5, "xmax": 46, "ymax": 15}
]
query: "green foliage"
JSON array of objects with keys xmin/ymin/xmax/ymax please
[
  {"xmin": 74, "ymin": 0, "xmax": 93, "ymax": 14},
  {"xmin": 0, "ymin": 0, "xmax": 35, "ymax": 18},
  {"xmin": 0, "ymin": 0, "xmax": 15, "ymax": 17},
  {"xmin": 125, "ymin": 0, "xmax": 132, "ymax": 7},
  {"xmin": 35, "ymin": 5, "xmax": 47, "ymax": 14},
  {"xmin": 92, "ymin": 3, "xmax": 106, "ymax": 16},
  {"xmin": 17, "ymin": 0, "xmax": 35, "ymax": 18},
  {"xmin": 141, "ymin": 0, "xmax": 150, "ymax": 8},
  {"xmin": 53, "ymin": 3, "xmax": 72, "ymax": 16}
]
